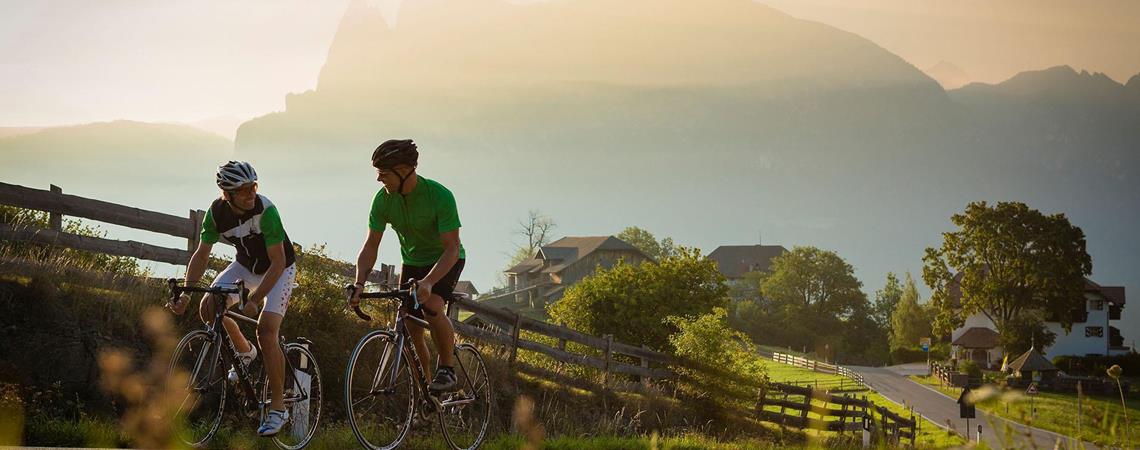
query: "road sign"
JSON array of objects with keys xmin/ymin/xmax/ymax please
[
  {"xmin": 1026, "ymin": 382, "xmax": 1038, "ymax": 395},
  {"xmin": 920, "ymin": 337, "xmax": 931, "ymax": 352},
  {"xmin": 957, "ymin": 386, "xmax": 976, "ymax": 419}
]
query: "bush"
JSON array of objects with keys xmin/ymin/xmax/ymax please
[
  {"xmin": 549, "ymin": 247, "xmax": 727, "ymax": 351},
  {"xmin": 667, "ymin": 307, "xmax": 766, "ymax": 398},
  {"xmin": 959, "ymin": 360, "xmax": 982, "ymax": 379},
  {"xmin": 1053, "ymin": 353, "xmax": 1140, "ymax": 377}
]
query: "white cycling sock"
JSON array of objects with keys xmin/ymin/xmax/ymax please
[{"xmin": 236, "ymin": 346, "xmax": 258, "ymax": 365}]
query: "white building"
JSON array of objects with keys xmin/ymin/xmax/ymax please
[{"xmin": 949, "ymin": 278, "xmax": 1128, "ymax": 368}]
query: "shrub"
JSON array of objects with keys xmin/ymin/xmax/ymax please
[{"xmin": 959, "ymin": 360, "xmax": 982, "ymax": 379}]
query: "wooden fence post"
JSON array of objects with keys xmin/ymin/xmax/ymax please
[
  {"xmin": 557, "ymin": 322, "xmax": 567, "ymax": 351},
  {"xmin": 603, "ymin": 334, "xmax": 614, "ymax": 386},
  {"xmin": 49, "ymin": 185, "xmax": 63, "ymax": 231},
  {"xmin": 508, "ymin": 311, "xmax": 522, "ymax": 368},
  {"xmin": 640, "ymin": 344, "xmax": 651, "ymax": 386},
  {"xmin": 187, "ymin": 209, "xmax": 203, "ymax": 253}
]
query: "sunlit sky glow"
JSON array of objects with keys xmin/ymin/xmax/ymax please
[{"xmin": 2, "ymin": 0, "xmax": 1138, "ymax": 128}]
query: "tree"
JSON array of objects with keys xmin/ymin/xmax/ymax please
[
  {"xmin": 547, "ymin": 247, "xmax": 727, "ymax": 351},
  {"xmin": 923, "ymin": 201, "xmax": 1092, "ymax": 342},
  {"xmin": 889, "ymin": 273, "xmax": 932, "ymax": 351},
  {"xmin": 499, "ymin": 210, "xmax": 556, "ymax": 286},
  {"xmin": 616, "ymin": 226, "xmax": 678, "ymax": 261},
  {"xmin": 757, "ymin": 246, "xmax": 871, "ymax": 356},
  {"xmin": 999, "ymin": 310, "xmax": 1056, "ymax": 356},
  {"xmin": 872, "ymin": 272, "xmax": 902, "ymax": 333}
]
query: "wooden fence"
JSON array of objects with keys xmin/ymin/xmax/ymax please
[
  {"xmin": 756, "ymin": 382, "xmax": 916, "ymax": 447},
  {"xmin": 931, "ymin": 363, "xmax": 973, "ymax": 388},
  {"xmin": 0, "ymin": 182, "xmax": 766, "ymax": 391},
  {"xmin": 0, "ymin": 182, "xmax": 393, "ymax": 282},
  {"xmin": 772, "ymin": 352, "xmax": 868, "ymax": 392},
  {"xmin": 447, "ymin": 297, "xmax": 676, "ymax": 383}
]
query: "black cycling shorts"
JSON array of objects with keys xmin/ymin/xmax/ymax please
[{"xmin": 400, "ymin": 259, "xmax": 465, "ymax": 317}]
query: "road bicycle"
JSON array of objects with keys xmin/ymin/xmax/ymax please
[
  {"xmin": 165, "ymin": 278, "xmax": 323, "ymax": 449},
  {"xmin": 344, "ymin": 281, "xmax": 492, "ymax": 450}
]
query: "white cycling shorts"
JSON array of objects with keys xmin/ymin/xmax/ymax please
[{"xmin": 212, "ymin": 261, "xmax": 297, "ymax": 317}]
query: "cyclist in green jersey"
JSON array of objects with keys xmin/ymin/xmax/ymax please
[
  {"xmin": 349, "ymin": 139, "xmax": 466, "ymax": 392},
  {"xmin": 167, "ymin": 161, "xmax": 298, "ymax": 436}
]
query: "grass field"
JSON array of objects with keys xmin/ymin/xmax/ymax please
[{"xmin": 910, "ymin": 374, "xmax": 1138, "ymax": 448}]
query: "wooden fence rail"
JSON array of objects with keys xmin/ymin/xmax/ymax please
[
  {"xmin": 450, "ymin": 297, "xmax": 677, "ymax": 381},
  {"xmin": 756, "ymin": 382, "xmax": 916, "ymax": 447},
  {"xmin": 772, "ymin": 352, "xmax": 868, "ymax": 391},
  {"xmin": 0, "ymin": 182, "xmax": 393, "ymax": 282}
]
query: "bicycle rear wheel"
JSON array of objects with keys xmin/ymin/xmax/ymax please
[
  {"xmin": 439, "ymin": 343, "xmax": 492, "ymax": 450},
  {"xmin": 346, "ymin": 330, "xmax": 416, "ymax": 450},
  {"xmin": 168, "ymin": 330, "xmax": 226, "ymax": 448},
  {"xmin": 263, "ymin": 342, "xmax": 323, "ymax": 450}
]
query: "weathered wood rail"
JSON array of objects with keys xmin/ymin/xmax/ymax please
[
  {"xmin": 0, "ymin": 182, "xmax": 393, "ymax": 282},
  {"xmin": 772, "ymin": 352, "xmax": 868, "ymax": 391},
  {"xmin": 757, "ymin": 382, "xmax": 916, "ymax": 447},
  {"xmin": 447, "ymin": 296, "xmax": 676, "ymax": 381}
]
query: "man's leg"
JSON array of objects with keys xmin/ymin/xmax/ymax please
[
  {"xmin": 422, "ymin": 293, "xmax": 455, "ymax": 368},
  {"xmin": 407, "ymin": 318, "xmax": 433, "ymax": 379},
  {"xmin": 257, "ymin": 311, "xmax": 285, "ymax": 410},
  {"xmin": 199, "ymin": 293, "xmax": 252, "ymax": 353}
]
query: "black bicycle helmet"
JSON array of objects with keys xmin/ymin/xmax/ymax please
[{"xmin": 371, "ymin": 139, "xmax": 419, "ymax": 169}]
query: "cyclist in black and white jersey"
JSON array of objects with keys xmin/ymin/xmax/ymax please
[{"xmin": 167, "ymin": 161, "xmax": 298, "ymax": 437}]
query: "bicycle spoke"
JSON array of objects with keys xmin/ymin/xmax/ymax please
[{"xmin": 347, "ymin": 332, "xmax": 414, "ymax": 450}]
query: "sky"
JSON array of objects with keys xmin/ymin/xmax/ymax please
[{"xmin": 2, "ymin": 1, "xmax": 1139, "ymax": 129}]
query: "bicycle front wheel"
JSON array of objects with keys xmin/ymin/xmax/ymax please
[
  {"xmin": 346, "ymin": 330, "xmax": 416, "ymax": 450},
  {"xmin": 168, "ymin": 330, "xmax": 226, "ymax": 448},
  {"xmin": 439, "ymin": 343, "xmax": 492, "ymax": 450},
  {"xmin": 263, "ymin": 342, "xmax": 323, "ymax": 450}
]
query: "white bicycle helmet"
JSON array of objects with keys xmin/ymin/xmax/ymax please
[{"xmin": 216, "ymin": 161, "xmax": 258, "ymax": 190}]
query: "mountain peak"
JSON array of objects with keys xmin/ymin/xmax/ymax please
[
  {"xmin": 924, "ymin": 60, "xmax": 971, "ymax": 90},
  {"xmin": 312, "ymin": 0, "xmax": 938, "ymax": 94},
  {"xmin": 952, "ymin": 65, "xmax": 1124, "ymax": 103}
]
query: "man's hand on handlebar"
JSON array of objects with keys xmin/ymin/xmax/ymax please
[
  {"xmin": 346, "ymin": 282, "xmax": 364, "ymax": 309},
  {"xmin": 166, "ymin": 292, "xmax": 191, "ymax": 315}
]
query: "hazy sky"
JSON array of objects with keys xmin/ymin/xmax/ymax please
[
  {"xmin": 760, "ymin": 0, "xmax": 1140, "ymax": 84},
  {"xmin": 3, "ymin": 0, "xmax": 1138, "ymax": 127}
]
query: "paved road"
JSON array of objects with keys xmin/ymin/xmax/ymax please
[{"xmin": 848, "ymin": 365, "xmax": 1097, "ymax": 449}]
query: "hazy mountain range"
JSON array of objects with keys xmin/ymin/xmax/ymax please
[{"xmin": 3, "ymin": 0, "xmax": 1138, "ymax": 343}]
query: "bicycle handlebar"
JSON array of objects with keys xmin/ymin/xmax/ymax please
[
  {"xmin": 166, "ymin": 278, "xmax": 249, "ymax": 306},
  {"xmin": 344, "ymin": 281, "xmax": 419, "ymax": 322}
]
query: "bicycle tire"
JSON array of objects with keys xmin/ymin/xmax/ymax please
[
  {"xmin": 168, "ymin": 330, "xmax": 227, "ymax": 448},
  {"xmin": 345, "ymin": 330, "xmax": 416, "ymax": 450},
  {"xmin": 439, "ymin": 343, "xmax": 492, "ymax": 450},
  {"xmin": 262, "ymin": 342, "xmax": 323, "ymax": 450}
]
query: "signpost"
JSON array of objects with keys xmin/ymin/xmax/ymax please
[
  {"xmin": 921, "ymin": 337, "xmax": 932, "ymax": 375},
  {"xmin": 958, "ymin": 386, "xmax": 976, "ymax": 439},
  {"xmin": 1026, "ymin": 381, "xmax": 1039, "ymax": 419}
]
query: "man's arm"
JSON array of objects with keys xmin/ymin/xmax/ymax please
[
  {"xmin": 186, "ymin": 240, "xmax": 214, "ymax": 284},
  {"xmin": 355, "ymin": 228, "xmax": 384, "ymax": 286},
  {"xmin": 418, "ymin": 229, "xmax": 460, "ymax": 294},
  {"xmin": 249, "ymin": 242, "xmax": 286, "ymax": 307},
  {"xmin": 350, "ymin": 228, "xmax": 384, "ymax": 307},
  {"xmin": 170, "ymin": 240, "xmax": 214, "ymax": 314}
]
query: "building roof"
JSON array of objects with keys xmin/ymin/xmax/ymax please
[
  {"xmin": 946, "ymin": 273, "xmax": 1126, "ymax": 307},
  {"xmin": 504, "ymin": 236, "xmax": 649, "ymax": 275},
  {"xmin": 706, "ymin": 245, "xmax": 788, "ymax": 279},
  {"xmin": 505, "ymin": 258, "xmax": 543, "ymax": 274},
  {"xmin": 1085, "ymin": 279, "xmax": 1126, "ymax": 305},
  {"xmin": 952, "ymin": 327, "xmax": 1000, "ymax": 349},
  {"xmin": 1008, "ymin": 347, "xmax": 1058, "ymax": 373},
  {"xmin": 454, "ymin": 281, "xmax": 478, "ymax": 295}
]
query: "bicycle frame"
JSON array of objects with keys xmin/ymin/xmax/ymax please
[
  {"xmin": 353, "ymin": 287, "xmax": 479, "ymax": 411},
  {"xmin": 171, "ymin": 280, "xmax": 310, "ymax": 414}
]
